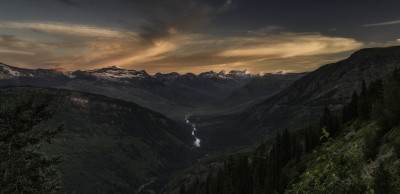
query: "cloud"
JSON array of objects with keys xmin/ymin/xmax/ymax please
[
  {"xmin": 0, "ymin": 49, "xmax": 34, "ymax": 55},
  {"xmin": 218, "ymin": 0, "xmax": 234, "ymax": 12},
  {"xmin": 0, "ymin": 22, "xmax": 365, "ymax": 74},
  {"xmin": 0, "ymin": 0, "xmax": 235, "ymax": 70},
  {"xmin": 112, "ymin": 31, "xmax": 364, "ymax": 74},
  {"xmin": 363, "ymin": 19, "xmax": 400, "ymax": 27},
  {"xmin": 133, "ymin": 0, "xmax": 213, "ymax": 46},
  {"xmin": 0, "ymin": 21, "xmax": 140, "ymax": 69},
  {"xmin": 217, "ymin": 33, "xmax": 362, "ymax": 58},
  {"xmin": 0, "ymin": 35, "xmax": 36, "ymax": 50},
  {"xmin": 0, "ymin": 22, "xmax": 128, "ymax": 38}
]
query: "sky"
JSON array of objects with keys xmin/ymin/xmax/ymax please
[{"xmin": 0, "ymin": 0, "xmax": 399, "ymax": 74}]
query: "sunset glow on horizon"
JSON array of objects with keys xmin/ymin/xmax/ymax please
[{"xmin": 1, "ymin": 0, "xmax": 400, "ymax": 74}]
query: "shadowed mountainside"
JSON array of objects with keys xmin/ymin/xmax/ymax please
[
  {"xmin": 0, "ymin": 86, "xmax": 197, "ymax": 193},
  {"xmin": 194, "ymin": 46, "xmax": 400, "ymax": 150}
]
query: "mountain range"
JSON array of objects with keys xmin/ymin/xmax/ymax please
[
  {"xmin": 164, "ymin": 46, "xmax": 400, "ymax": 194},
  {"xmin": 2, "ymin": 45, "xmax": 400, "ymax": 193},
  {"xmin": 0, "ymin": 63, "xmax": 303, "ymax": 120},
  {"xmin": 193, "ymin": 46, "xmax": 400, "ymax": 150}
]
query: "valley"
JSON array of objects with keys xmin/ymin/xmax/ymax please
[
  {"xmin": 1, "ymin": 46, "xmax": 400, "ymax": 193},
  {"xmin": 2, "ymin": 1, "xmax": 400, "ymax": 193}
]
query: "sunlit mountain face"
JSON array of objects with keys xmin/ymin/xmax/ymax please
[{"xmin": 1, "ymin": 0, "xmax": 399, "ymax": 74}]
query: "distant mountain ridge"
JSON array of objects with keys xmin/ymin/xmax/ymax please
[
  {"xmin": 0, "ymin": 63, "xmax": 258, "ymax": 81},
  {"xmin": 0, "ymin": 63, "xmax": 297, "ymax": 119}
]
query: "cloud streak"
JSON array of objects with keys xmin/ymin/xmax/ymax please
[
  {"xmin": 0, "ymin": 22, "xmax": 129, "ymax": 38},
  {"xmin": 217, "ymin": 34, "xmax": 362, "ymax": 58},
  {"xmin": 111, "ymin": 31, "xmax": 364, "ymax": 74},
  {"xmin": 363, "ymin": 19, "xmax": 400, "ymax": 27},
  {"xmin": 0, "ymin": 49, "xmax": 34, "ymax": 55}
]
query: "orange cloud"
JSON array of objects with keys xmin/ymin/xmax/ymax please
[
  {"xmin": 217, "ymin": 34, "xmax": 362, "ymax": 58},
  {"xmin": 0, "ymin": 21, "xmax": 129, "ymax": 38},
  {"xmin": 0, "ymin": 21, "xmax": 365, "ymax": 74}
]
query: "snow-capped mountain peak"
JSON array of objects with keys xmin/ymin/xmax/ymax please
[
  {"xmin": 275, "ymin": 71, "xmax": 287, "ymax": 75},
  {"xmin": 86, "ymin": 67, "xmax": 150, "ymax": 81},
  {"xmin": 0, "ymin": 63, "xmax": 22, "ymax": 77}
]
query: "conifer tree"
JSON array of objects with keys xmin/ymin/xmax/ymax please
[
  {"xmin": 0, "ymin": 92, "xmax": 63, "ymax": 193},
  {"xmin": 343, "ymin": 90, "xmax": 359, "ymax": 123},
  {"xmin": 358, "ymin": 79, "xmax": 370, "ymax": 120},
  {"xmin": 179, "ymin": 184, "xmax": 186, "ymax": 194},
  {"xmin": 320, "ymin": 105, "xmax": 332, "ymax": 135},
  {"xmin": 373, "ymin": 162, "xmax": 391, "ymax": 194},
  {"xmin": 282, "ymin": 128, "xmax": 291, "ymax": 165},
  {"xmin": 384, "ymin": 68, "xmax": 400, "ymax": 128}
]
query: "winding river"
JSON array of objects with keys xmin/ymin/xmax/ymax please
[{"xmin": 185, "ymin": 114, "xmax": 201, "ymax": 147}]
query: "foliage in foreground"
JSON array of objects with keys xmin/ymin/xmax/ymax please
[{"xmin": 0, "ymin": 92, "xmax": 63, "ymax": 193}]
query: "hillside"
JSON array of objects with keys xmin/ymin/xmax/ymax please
[
  {"xmin": 253, "ymin": 46, "xmax": 400, "ymax": 129},
  {"xmin": 193, "ymin": 46, "xmax": 400, "ymax": 150},
  {"xmin": 0, "ymin": 87, "xmax": 197, "ymax": 193},
  {"xmin": 167, "ymin": 67, "xmax": 400, "ymax": 193},
  {"xmin": 213, "ymin": 72, "xmax": 306, "ymax": 112},
  {"xmin": 168, "ymin": 120, "xmax": 400, "ymax": 194}
]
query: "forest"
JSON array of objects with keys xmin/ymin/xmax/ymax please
[{"xmin": 179, "ymin": 69, "xmax": 400, "ymax": 194}]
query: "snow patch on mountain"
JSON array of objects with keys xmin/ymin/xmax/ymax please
[
  {"xmin": 275, "ymin": 71, "xmax": 287, "ymax": 75},
  {"xmin": 0, "ymin": 64, "xmax": 22, "ymax": 77},
  {"xmin": 88, "ymin": 68, "xmax": 148, "ymax": 81},
  {"xmin": 62, "ymin": 72, "xmax": 76, "ymax": 78},
  {"xmin": 55, "ymin": 68, "xmax": 76, "ymax": 78}
]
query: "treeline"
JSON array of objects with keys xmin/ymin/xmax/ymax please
[
  {"xmin": 179, "ymin": 97, "xmax": 338, "ymax": 193},
  {"xmin": 290, "ymin": 68, "xmax": 400, "ymax": 193},
  {"xmin": 306, "ymin": 68, "xmax": 400, "ymax": 159},
  {"xmin": 179, "ymin": 128, "xmax": 303, "ymax": 194},
  {"xmin": 342, "ymin": 68, "xmax": 400, "ymax": 132},
  {"xmin": 179, "ymin": 68, "xmax": 400, "ymax": 194},
  {"xmin": 305, "ymin": 77, "xmax": 384, "ymax": 154}
]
